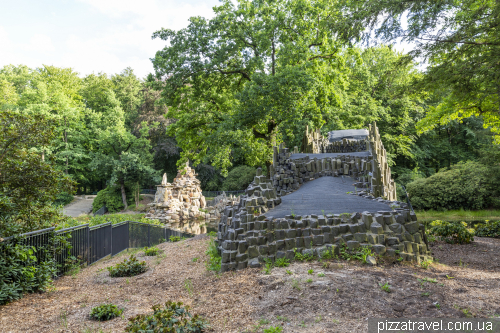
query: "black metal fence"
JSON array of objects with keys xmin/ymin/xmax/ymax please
[
  {"xmin": 2, "ymin": 221, "xmax": 194, "ymax": 276},
  {"xmin": 94, "ymin": 205, "xmax": 108, "ymax": 216},
  {"xmin": 202, "ymin": 190, "xmax": 245, "ymax": 198}
]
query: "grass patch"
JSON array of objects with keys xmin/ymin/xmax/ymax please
[{"xmin": 416, "ymin": 209, "xmax": 500, "ymax": 224}]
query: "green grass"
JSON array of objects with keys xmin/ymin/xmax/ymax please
[
  {"xmin": 416, "ymin": 209, "xmax": 500, "ymax": 224},
  {"xmin": 56, "ymin": 213, "xmax": 163, "ymax": 230}
]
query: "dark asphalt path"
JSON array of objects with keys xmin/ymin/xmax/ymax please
[
  {"xmin": 264, "ymin": 176, "xmax": 390, "ymax": 218},
  {"xmin": 290, "ymin": 152, "xmax": 371, "ymax": 160}
]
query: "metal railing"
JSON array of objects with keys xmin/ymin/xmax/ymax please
[
  {"xmin": 2, "ymin": 221, "xmax": 194, "ymax": 276},
  {"xmin": 202, "ymin": 190, "xmax": 245, "ymax": 198},
  {"xmin": 94, "ymin": 205, "xmax": 108, "ymax": 216}
]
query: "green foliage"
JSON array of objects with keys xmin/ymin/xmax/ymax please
[
  {"xmin": 293, "ymin": 248, "xmax": 314, "ymax": 261},
  {"xmin": 170, "ymin": 236, "xmax": 181, "ymax": 242},
  {"xmin": 125, "ymin": 301, "xmax": 209, "ymax": 332},
  {"xmin": 429, "ymin": 220, "xmax": 474, "ymax": 244},
  {"xmin": 92, "ymin": 186, "xmax": 135, "ymax": 213},
  {"xmin": 221, "ymin": 166, "xmax": 257, "ymax": 191},
  {"xmin": 107, "ymin": 255, "xmax": 148, "ymax": 277},
  {"xmin": 263, "ymin": 326, "xmax": 283, "ymax": 333},
  {"xmin": 475, "ymin": 220, "xmax": 500, "ymax": 238},
  {"xmin": 0, "ymin": 239, "xmax": 57, "ymax": 305},
  {"xmin": 144, "ymin": 246, "xmax": 160, "ymax": 256},
  {"xmin": 89, "ymin": 304, "xmax": 123, "ymax": 321},
  {"xmin": 205, "ymin": 236, "xmax": 221, "ymax": 272},
  {"xmin": 407, "ymin": 161, "xmax": 500, "ymax": 211},
  {"xmin": 307, "ymin": 269, "xmax": 314, "ymax": 275},
  {"xmin": 274, "ymin": 258, "xmax": 290, "ymax": 268},
  {"xmin": 53, "ymin": 192, "xmax": 74, "ymax": 207},
  {"xmin": 420, "ymin": 260, "xmax": 433, "ymax": 270},
  {"xmin": 379, "ymin": 282, "xmax": 391, "ymax": 293}
]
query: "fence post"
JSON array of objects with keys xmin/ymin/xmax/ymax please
[
  {"xmin": 147, "ymin": 225, "xmax": 150, "ymax": 247},
  {"xmin": 86, "ymin": 225, "xmax": 90, "ymax": 265}
]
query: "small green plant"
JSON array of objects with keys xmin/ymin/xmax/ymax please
[
  {"xmin": 275, "ymin": 258, "xmax": 290, "ymax": 267},
  {"xmin": 307, "ymin": 269, "xmax": 314, "ymax": 275},
  {"xmin": 192, "ymin": 257, "xmax": 199, "ymax": 262},
  {"xmin": 318, "ymin": 272, "xmax": 325, "ymax": 277},
  {"xmin": 397, "ymin": 256, "xmax": 404, "ymax": 262},
  {"xmin": 286, "ymin": 270, "xmax": 293, "ymax": 275},
  {"xmin": 144, "ymin": 246, "xmax": 160, "ymax": 256},
  {"xmin": 60, "ymin": 310, "xmax": 68, "ymax": 328},
  {"xmin": 90, "ymin": 304, "xmax": 123, "ymax": 321},
  {"xmin": 169, "ymin": 235, "xmax": 181, "ymax": 242},
  {"xmin": 125, "ymin": 301, "xmax": 209, "ymax": 332},
  {"xmin": 332, "ymin": 319, "xmax": 339, "ymax": 323},
  {"xmin": 359, "ymin": 246, "xmax": 374, "ymax": 264},
  {"xmin": 321, "ymin": 210, "xmax": 325, "ymax": 215},
  {"xmin": 420, "ymin": 259, "xmax": 433, "ymax": 269},
  {"xmin": 315, "ymin": 315, "xmax": 322, "ymax": 323},
  {"xmin": 299, "ymin": 321, "xmax": 307, "ymax": 327},
  {"xmin": 322, "ymin": 262, "xmax": 330, "ymax": 269},
  {"xmin": 379, "ymin": 282, "xmax": 391, "ymax": 293},
  {"xmin": 276, "ymin": 316, "xmax": 289, "ymax": 322},
  {"xmin": 291, "ymin": 279, "xmax": 301, "ymax": 290},
  {"xmin": 205, "ymin": 234, "xmax": 221, "ymax": 272},
  {"xmin": 306, "ymin": 278, "xmax": 313, "ymax": 283},
  {"xmin": 253, "ymin": 209, "xmax": 259, "ymax": 215},
  {"xmin": 184, "ymin": 279, "xmax": 193, "ymax": 297},
  {"xmin": 263, "ymin": 262, "xmax": 273, "ymax": 275},
  {"xmin": 446, "ymin": 275, "xmax": 455, "ymax": 279},
  {"xmin": 107, "ymin": 255, "xmax": 148, "ymax": 277},
  {"xmin": 421, "ymin": 292, "xmax": 430, "ymax": 297},
  {"xmin": 435, "ymin": 302, "xmax": 441, "ymax": 309},
  {"xmin": 259, "ymin": 318, "xmax": 270, "ymax": 325},
  {"xmin": 293, "ymin": 248, "xmax": 314, "ymax": 261},
  {"xmin": 263, "ymin": 327, "xmax": 283, "ymax": 333},
  {"xmin": 422, "ymin": 277, "xmax": 437, "ymax": 283}
]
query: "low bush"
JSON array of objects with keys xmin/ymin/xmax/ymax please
[
  {"xmin": 474, "ymin": 220, "xmax": 500, "ymax": 238},
  {"xmin": 107, "ymin": 255, "xmax": 148, "ymax": 277},
  {"xmin": 125, "ymin": 301, "xmax": 209, "ymax": 332},
  {"xmin": 53, "ymin": 192, "xmax": 74, "ymax": 207},
  {"xmin": 406, "ymin": 161, "xmax": 500, "ymax": 211},
  {"xmin": 221, "ymin": 165, "xmax": 257, "ymax": 191},
  {"xmin": 90, "ymin": 304, "xmax": 123, "ymax": 321},
  {"xmin": 92, "ymin": 186, "xmax": 135, "ymax": 213},
  {"xmin": 428, "ymin": 220, "xmax": 474, "ymax": 244},
  {"xmin": 144, "ymin": 246, "xmax": 160, "ymax": 256},
  {"xmin": 0, "ymin": 239, "xmax": 57, "ymax": 305}
]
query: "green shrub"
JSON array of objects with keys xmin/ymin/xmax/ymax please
[
  {"xmin": 90, "ymin": 304, "xmax": 123, "ymax": 321},
  {"xmin": 474, "ymin": 220, "xmax": 500, "ymax": 238},
  {"xmin": 169, "ymin": 235, "xmax": 181, "ymax": 242},
  {"xmin": 125, "ymin": 301, "xmax": 209, "ymax": 332},
  {"xmin": 274, "ymin": 258, "xmax": 290, "ymax": 267},
  {"xmin": 406, "ymin": 161, "xmax": 500, "ymax": 211},
  {"xmin": 0, "ymin": 239, "xmax": 57, "ymax": 305},
  {"xmin": 428, "ymin": 220, "xmax": 474, "ymax": 244},
  {"xmin": 53, "ymin": 192, "xmax": 74, "ymax": 207},
  {"xmin": 263, "ymin": 326, "xmax": 283, "ymax": 333},
  {"xmin": 92, "ymin": 186, "xmax": 135, "ymax": 213},
  {"xmin": 144, "ymin": 246, "xmax": 160, "ymax": 256},
  {"xmin": 205, "ymin": 235, "xmax": 221, "ymax": 272},
  {"xmin": 221, "ymin": 165, "xmax": 257, "ymax": 191},
  {"xmin": 107, "ymin": 255, "xmax": 148, "ymax": 277}
]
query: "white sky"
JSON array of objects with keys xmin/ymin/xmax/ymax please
[
  {"xmin": 0, "ymin": 0, "xmax": 220, "ymax": 79},
  {"xmin": 0, "ymin": 1, "xmax": 417, "ymax": 79}
]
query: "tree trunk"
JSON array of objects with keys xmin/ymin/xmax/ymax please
[{"xmin": 120, "ymin": 179, "xmax": 128, "ymax": 210}]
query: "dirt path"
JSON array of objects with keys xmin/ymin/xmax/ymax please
[
  {"xmin": 63, "ymin": 198, "xmax": 94, "ymax": 217},
  {"xmin": 1, "ymin": 237, "xmax": 499, "ymax": 333}
]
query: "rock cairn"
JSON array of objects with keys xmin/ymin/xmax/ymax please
[{"xmin": 145, "ymin": 162, "xmax": 207, "ymax": 222}]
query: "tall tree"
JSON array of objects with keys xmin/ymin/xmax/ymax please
[
  {"xmin": 335, "ymin": 0, "xmax": 500, "ymax": 142},
  {"xmin": 150, "ymin": 0, "xmax": 349, "ymax": 174}
]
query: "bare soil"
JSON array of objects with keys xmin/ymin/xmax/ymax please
[{"xmin": 1, "ymin": 237, "xmax": 499, "ymax": 333}]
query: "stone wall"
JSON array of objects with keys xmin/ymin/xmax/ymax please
[{"xmin": 216, "ymin": 172, "xmax": 432, "ymax": 272}]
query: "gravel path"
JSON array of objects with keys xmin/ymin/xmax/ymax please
[
  {"xmin": 62, "ymin": 198, "xmax": 94, "ymax": 217},
  {"xmin": 265, "ymin": 176, "xmax": 391, "ymax": 218}
]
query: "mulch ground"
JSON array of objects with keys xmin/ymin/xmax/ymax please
[{"xmin": 1, "ymin": 236, "xmax": 499, "ymax": 333}]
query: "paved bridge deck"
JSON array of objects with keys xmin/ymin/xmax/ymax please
[
  {"xmin": 264, "ymin": 176, "xmax": 390, "ymax": 218},
  {"xmin": 290, "ymin": 152, "xmax": 371, "ymax": 160}
]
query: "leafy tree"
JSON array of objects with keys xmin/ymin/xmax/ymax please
[
  {"xmin": 335, "ymin": 0, "xmax": 500, "ymax": 143},
  {"xmin": 111, "ymin": 67, "xmax": 144, "ymax": 128},
  {"xmin": 150, "ymin": 0, "xmax": 349, "ymax": 174},
  {"xmin": 0, "ymin": 107, "xmax": 74, "ymax": 236}
]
